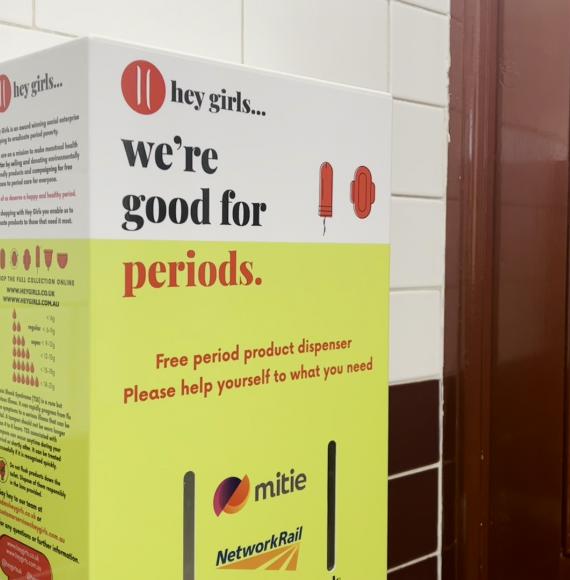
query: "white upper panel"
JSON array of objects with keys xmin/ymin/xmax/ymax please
[
  {"xmin": 0, "ymin": 38, "xmax": 391, "ymax": 244},
  {"xmin": 89, "ymin": 39, "xmax": 391, "ymax": 244}
]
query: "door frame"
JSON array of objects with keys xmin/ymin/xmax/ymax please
[{"xmin": 443, "ymin": 0, "xmax": 499, "ymax": 578}]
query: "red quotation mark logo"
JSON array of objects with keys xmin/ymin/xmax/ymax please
[
  {"xmin": 0, "ymin": 75, "xmax": 12, "ymax": 113},
  {"xmin": 121, "ymin": 60, "xmax": 165, "ymax": 115}
]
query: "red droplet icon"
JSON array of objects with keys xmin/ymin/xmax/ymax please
[
  {"xmin": 57, "ymin": 253, "xmax": 69, "ymax": 269},
  {"xmin": 23, "ymin": 249, "xmax": 31, "ymax": 271},
  {"xmin": 44, "ymin": 249, "xmax": 53, "ymax": 270},
  {"xmin": 121, "ymin": 60, "xmax": 166, "ymax": 115}
]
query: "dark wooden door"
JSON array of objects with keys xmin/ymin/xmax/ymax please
[
  {"xmin": 489, "ymin": 0, "xmax": 570, "ymax": 577},
  {"xmin": 444, "ymin": 0, "xmax": 570, "ymax": 578}
]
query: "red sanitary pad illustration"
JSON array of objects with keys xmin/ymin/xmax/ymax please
[
  {"xmin": 351, "ymin": 166, "xmax": 375, "ymax": 219},
  {"xmin": 0, "ymin": 535, "xmax": 52, "ymax": 580}
]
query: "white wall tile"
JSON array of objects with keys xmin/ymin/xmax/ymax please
[
  {"xmin": 0, "ymin": 0, "xmax": 32, "ymax": 25},
  {"xmin": 397, "ymin": 0, "xmax": 450, "ymax": 15},
  {"xmin": 36, "ymin": 0, "xmax": 242, "ymax": 62},
  {"xmin": 390, "ymin": 290, "xmax": 442, "ymax": 383},
  {"xmin": 392, "ymin": 100, "xmax": 447, "ymax": 197},
  {"xmin": 391, "ymin": 198, "xmax": 445, "ymax": 288},
  {"xmin": 244, "ymin": 0, "xmax": 389, "ymax": 90},
  {"xmin": 391, "ymin": 2, "xmax": 449, "ymax": 105},
  {"xmin": 0, "ymin": 25, "xmax": 68, "ymax": 62}
]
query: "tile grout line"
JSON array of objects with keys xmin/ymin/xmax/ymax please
[
  {"xmin": 35, "ymin": 27, "xmax": 76, "ymax": 38},
  {"xmin": 241, "ymin": 0, "xmax": 245, "ymax": 65},
  {"xmin": 391, "ymin": 195, "xmax": 445, "ymax": 205},
  {"xmin": 438, "ymin": 109, "xmax": 449, "ymax": 580},
  {"xmin": 388, "ymin": 462, "xmax": 439, "ymax": 480},
  {"xmin": 0, "ymin": 19, "xmax": 35, "ymax": 31},
  {"xmin": 390, "ymin": 374, "xmax": 443, "ymax": 386},
  {"xmin": 32, "ymin": 0, "xmax": 36, "ymax": 28},
  {"xmin": 392, "ymin": 192, "xmax": 445, "ymax": 200},
  {"xmin": 393, "ymin": 0, "xmax": 449, "ymax": 17},
  {"xmin": 387, "ymin": 0, "xmax": 392, "ymax": 92},
  {"xmin": 390, "ymin": 285, "xmax": 442, "ymax": 292},
  {"xmin": 388, "ymin": 550, "xmax": 439, "ymax": 573},
  {"xmin": 0, "ymin": 18, "xmax": 75, "ymax": 38},
  {"xmin": 394, "ymin": 95, "xmax": 448, "ymax": 109}
]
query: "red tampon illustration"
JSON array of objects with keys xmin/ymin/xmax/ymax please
[
  {"xmin": 319, "ymin": 162, "xmax": 333, "ymax": 235},
  {"xmin": 351, "ymin": 166, "xmax": 375, "ymax": 219}
]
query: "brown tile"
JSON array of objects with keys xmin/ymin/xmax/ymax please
[
  {"xmin": 442, "ymin": 376, "xmax": 456, "ymax": 462},
  {"xmin": 388, "ymin": 469, "xmax": 439, "ymax": 568},
  {"xmin": 442, "ymin": 459, "xmax": 455, "ymax": 550},
  {"xmin": 389, "ymin": 380, "xmax": 440, "ymax": 475},
  {"xmin": 389, "ymin": 557, "xmax": 438, "ymax": 580}
]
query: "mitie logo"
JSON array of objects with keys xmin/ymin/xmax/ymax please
[
  {"xmin": 213, "ymin": 468, "xmax": 307, "ymax": 517},
  {"xmin": 121, "ymin": 60, "xmax": 166, "ymax": 115},
  {"xmin": 0, "ymin": 75, "xmax": 12, "ymax": 113},
  {"xmin": 214, "ymin": 476, "xmax": 250, "ymax": 516},
  {"xmin": 254, "ymin": 468, "xmax": 307, "ymax": 502}
]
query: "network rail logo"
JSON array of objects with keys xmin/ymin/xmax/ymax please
[{"xmin": 216, "ymin": 527, "xmax": 303, "ymax": 571}]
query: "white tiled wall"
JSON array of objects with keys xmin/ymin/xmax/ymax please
[
  {"xmin": 392, "ymin": 101, "xmax": 448, "ymax": 197},
  {"xmin": 0, "ymin": 23, "xmax": 67, "ymax": 61},
  {"xmin": 0, "ymin": 0, "xmax": 32, "ymax": 26},
  {"xmin": 0, "ymin": 1, "xmax": 449, "ymax": 575},
  {"xmin": 244, "ymin": 0, "xmax": 389, "ymax": 90},
  {"xmin": 391, "ymin": 1, "xmax": 450, "ymax": 106},
  {"xmin": 35, "ymin": 0, "xmax": 242, "ymax": 61}
]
